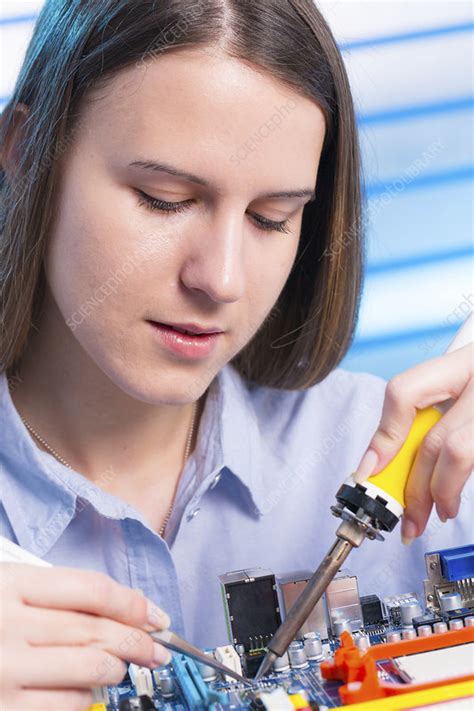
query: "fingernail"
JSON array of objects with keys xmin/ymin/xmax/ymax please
[
  {"xmin": 436, "ymin": 505, "xmax": 448, "ymax": 523},
  {"xmin": 354, "ymin": 449, "xmax": 378, "ymax": 483},
  {"xmin": 147, "ymin": 601, "xmax": 171, "ymax": 630},
  {"xmin": 401, "ymin": 517, "xmax": 418, "ymax": 545},
  {"xmin": 152, "ymin": 642, "xmax": 172, "ymax": 667}
]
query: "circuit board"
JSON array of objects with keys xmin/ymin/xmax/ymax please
[{"xmin": 90, "ymin": 544, "xmax": 474, "ymax": 710}]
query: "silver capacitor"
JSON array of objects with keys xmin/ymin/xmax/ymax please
[
  {"xmin": 332, "ymin": 618, "xmax": 352, "ymax": 637},
  {"xmin": 417, "ymin": 625, "xmax": 432, "ymax": 637},
  {"xmin": 402, "ymin": 627, "xmax": 417, "ymax": 640},
  {"xmin": 303, "ymin": 632, "xmax": 323, "ymax": 660},
  {"xmin": 288, "ymin": 640, "xmax": 308, "ymax": 669},
  {"xmin": 235, "ymin": 644, "xmax": 248, "ymax": 677},
  {"xmin": 464, "ymin": 616, "xmax": 474, "ymax": 627},
  {"xmin": 433, "ymin": 621, "xmax": 448, "ymax": 634},
  {"xmin": 273, "ymin": 650, "xmax": 290, "ymax": 673},
  {"xmin": 156, "ymin": 668, "xmax": 176, "ymax": 698},
  {"xmin": 440, "ymin": 592, "xmax": 462, "ymax": 613},
  {"xmin": 355, "ymin": 634, "xmax": 370, "ymax": 652},
  {"xmin": 386, "ymin": 631, "xmax": 402, "ymax": 644},
  {"xmin": 448, "ymin": 618, "xmax": 464, "ymax": 631},
  {"xmin": 195, "ymin": 649, "xmax": 218, "ymax": 682},
  {"xmin": 400, "ymin": 601, "xmax": 422, "ymax": 626}
]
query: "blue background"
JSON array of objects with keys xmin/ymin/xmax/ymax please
[{"xmin": 1, "ymin": 1, "xmax": 472, "ymax": 381}]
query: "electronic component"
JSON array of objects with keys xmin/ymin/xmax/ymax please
[
  {"xmin": 219, "ymin": 568, "xmax": 281, "ymax": 651},
  {"xmin": 325, "ymin": 574, "xmax": 363, "ymax": 636},
  {"xmin": 91, "ymin": 686, "xmax": 110, "ymax": 705},
  {"xmin": 194, "ymin": 649, "xmax": 218, "ymax": 682},
  {"xmin": 393, "ymin": 643, "xmax": 474, "ymax": 684},
  {"xmin": 171, "ymin": 654, "xmax": 227, "ymax": 708},
  {"xmin": 354, "ymin": 632, "xmax": 370, "ymax": 651},
  {"xmin": 278, "ymin": 571, "xmax": 329, "ymax": 639},
  {"xmin": 411, "ymin": 611, "xmax": 443, "ymax": 631},
  {"xmin": 440, "ymin": 591, "xmax": 463, "ymax": 612},
  {"xmin": 154, "ymin": 667, "xmax": 175, "ymax": 698},
  {"xmin": 118, "ymin": 697, "xmax": 154, "ymax": 710},
  {"xmin": 360, "ymin": 594, "xmax": 385, "ymax": 626},
  {"xmin": 272, "ymin": 650, "xmax": 290, "ymax": 672},
  {"xmin": 127, "ymin": 665, "xmax": 153, "ymax": 698},
  {"xmin": 303, "ymin": 631, "xmax": 323, "ymax": 660},
  {"xmin": 214, "ymin": 644, "xmax": 243, "ymax": 683},
  {"xmin": 287, "ymin": 640, "xmax": 308, "ymax": 669},
  {"xmin": 424, "ymin": 544, "xmax": 474, "ymax": 613},
  {"xmin": 383, "ymin": 592, "xmax": 420, "ymax": 626}
]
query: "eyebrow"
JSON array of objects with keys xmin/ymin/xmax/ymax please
[{"xmin": 128, "ymin": 160, "xmax": 316, "ymax": 201}]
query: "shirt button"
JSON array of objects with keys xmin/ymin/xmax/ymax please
[
  {"xmin": 187, "ymin": 507, "xmax": 201, "ymax": 521},
  {"xmin": 209, "ymin": 472, "xmax": 222, "ymax": 489}
]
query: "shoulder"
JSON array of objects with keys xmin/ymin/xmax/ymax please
[
  {"xmin": 249, "ymin": 366, "xmax": 386, "ymax": 437},
  {"xmin": 223, "ymin": 364, "xmax": 387, "ymax": 477}
]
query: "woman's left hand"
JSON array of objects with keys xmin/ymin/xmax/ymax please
[{"xmin": 354, "ymin": 343, "xmax": 473, "ymax": 544}]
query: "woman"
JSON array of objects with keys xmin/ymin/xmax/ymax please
[{"xmin": 0, "ymin": 1, "xmax": 472, "ymax": 708}]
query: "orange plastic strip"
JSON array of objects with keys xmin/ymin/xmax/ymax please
[{"xmin": 320, "ymin": 627, "xmax": 474, "ymax": 705}]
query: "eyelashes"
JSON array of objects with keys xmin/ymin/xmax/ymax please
[{"xmin": 134, "ymin": 189, "xmax": 292, "ymax": 234}]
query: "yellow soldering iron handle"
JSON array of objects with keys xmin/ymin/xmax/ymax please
[
  {"xmin": 367, "ymin": 405, "xmax": 442, "ymax": 510},
  {"xmin": 365, "ymin": 312, "xmax": 473, "ymax": 513}
]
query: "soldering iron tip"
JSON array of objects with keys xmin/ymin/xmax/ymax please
[{"xmin": 254, "ymin": 651, "xmax": 278, "ymax": 681}]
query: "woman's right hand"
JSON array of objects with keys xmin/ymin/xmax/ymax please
[{"xmin": 0, "ymin": 563, "xmax": 172, "ymax": 710}]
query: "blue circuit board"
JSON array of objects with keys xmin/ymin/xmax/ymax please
[{"xmin": 106, "ymin": 654, "xmax": 344, "ymax": 709}]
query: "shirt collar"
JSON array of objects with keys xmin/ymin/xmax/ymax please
[
  {"xmin": 0, "ymin": 363, "xmax": 270, "ymax": 555},
  {"xmin": 199, "ymin": 362, "xmax": 270, "ymax": 514}
]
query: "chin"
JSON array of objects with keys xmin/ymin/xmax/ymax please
[{"xmin": 103, "ymin": 359, "xmax": 215, "ymax": 406}]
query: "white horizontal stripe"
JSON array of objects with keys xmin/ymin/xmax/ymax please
[
  {"xmin": 357, "ymin": 257, "xmax": 473, "ymax": 339},
  {"xmin": 318, "ymin": 0, "xmax": 473, "ymax": 42}
]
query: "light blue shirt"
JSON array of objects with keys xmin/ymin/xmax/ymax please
[{"xmin": 0, "ymin": 364, "xmax": 472, "ymax": 648}]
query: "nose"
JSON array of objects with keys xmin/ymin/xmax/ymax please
[{"xmin": 179, "ymin": 209, "xmax": 246, "ymax": 304}]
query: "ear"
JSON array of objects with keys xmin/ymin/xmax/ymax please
[{"xmin": 0, "ymin": 102, "xmax": 30, "ymax": 177}]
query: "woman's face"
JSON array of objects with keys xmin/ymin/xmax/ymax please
[{"xmin": 45, "ymin": 47, "xmax": 326, "ymax": 404}]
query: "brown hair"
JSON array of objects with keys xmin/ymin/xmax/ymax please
[{"xmin": 0, "ymin": 0, "xmax": 365, "ymax": 390}]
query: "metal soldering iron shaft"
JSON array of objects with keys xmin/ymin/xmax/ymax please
[{"xmin": 254, "ymin": 536, "xmax": 354, "ymax": 681}]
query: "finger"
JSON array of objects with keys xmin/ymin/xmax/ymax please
[
  {"xmin": 7, "ymin": 689, "xmax": 93, "ymax": 711},
  {"xmin": 22, "ymin": 607, "xmax": 171, "ymax": 668},
  {"xmin": 430, "ymin": 419, "xmax": 473, "ymax": 520},
  {"xmin": 355, "ymin": 346, "xmax": 473, "ymax": 479},
  {"xmin": 401, "ymin": 445, "xmax": 437, "ymax": 544},
  {"xmin": 23, "ymin": 646, "xmax": 128, "ymax": 688},
  {"xmin": 11, "ymin": 565, "xmax": 170, "ymax": 630},
  {"xmin": 403, "ymin": 389, "xmax": 473, "ymax": 539}
]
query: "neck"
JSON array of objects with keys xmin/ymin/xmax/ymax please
[{"xmin": 8, "ymin": 294, "xmax": 206, "ymax": 488}]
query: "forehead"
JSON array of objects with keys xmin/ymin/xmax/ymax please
[{"xmin": 78, "ymin": 48, "xmax": 326, "ymax": 195}]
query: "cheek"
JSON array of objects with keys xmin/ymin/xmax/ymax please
[
  {"xmin": 243, "ymin": 236, "xmax": 299, "ymax": 334},
  {"xmin": 44, "ymin": 186, "xmax": 177, "ymax": 333}
]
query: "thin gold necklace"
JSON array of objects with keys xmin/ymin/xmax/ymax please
[{"xmin": 18, "ymin": 400, "xmax": 198, "ymax": 538}]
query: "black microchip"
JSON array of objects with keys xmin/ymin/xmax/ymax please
[
  {"xmin": 360, "ymin": 595, "xmax": 385, "ymax": 626},
  {"xmin": 119, "ymin": 696, "xmax": 154, "ymax": 710},
  {"xmin": 223, "ymin": 574, "xmax": 281, "ymax": 651},
  {"xmin": 245, "ymin": 650, "xmax": 266, "ymax": 677},
  {"xmin": 445, "ymin": 607, "xmax": 471, "ymax": 621},
  {"xmin": 412, "ymin": 612, "xmax": 443, "ymax": 629}
]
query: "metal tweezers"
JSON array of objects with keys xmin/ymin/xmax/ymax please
[{"xmin": 150, "ymin": 629, "xmax": 254, "ymax": 686}]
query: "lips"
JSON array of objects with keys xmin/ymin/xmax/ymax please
[{"xmin": 150, "ymin": 320, "xmax": 223, "ymax": 335}]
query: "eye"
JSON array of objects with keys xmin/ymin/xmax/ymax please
[
  {"xmin": 249, "ymin": 212, "xmax": 292, "ymax": 234},
  {"xmin": 135, "ymin": 189, "xmax": 193, "ymax": 215},
  {"xmin": 135, "ymin": 189, "xmax": 292, "ymax": 234}
]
